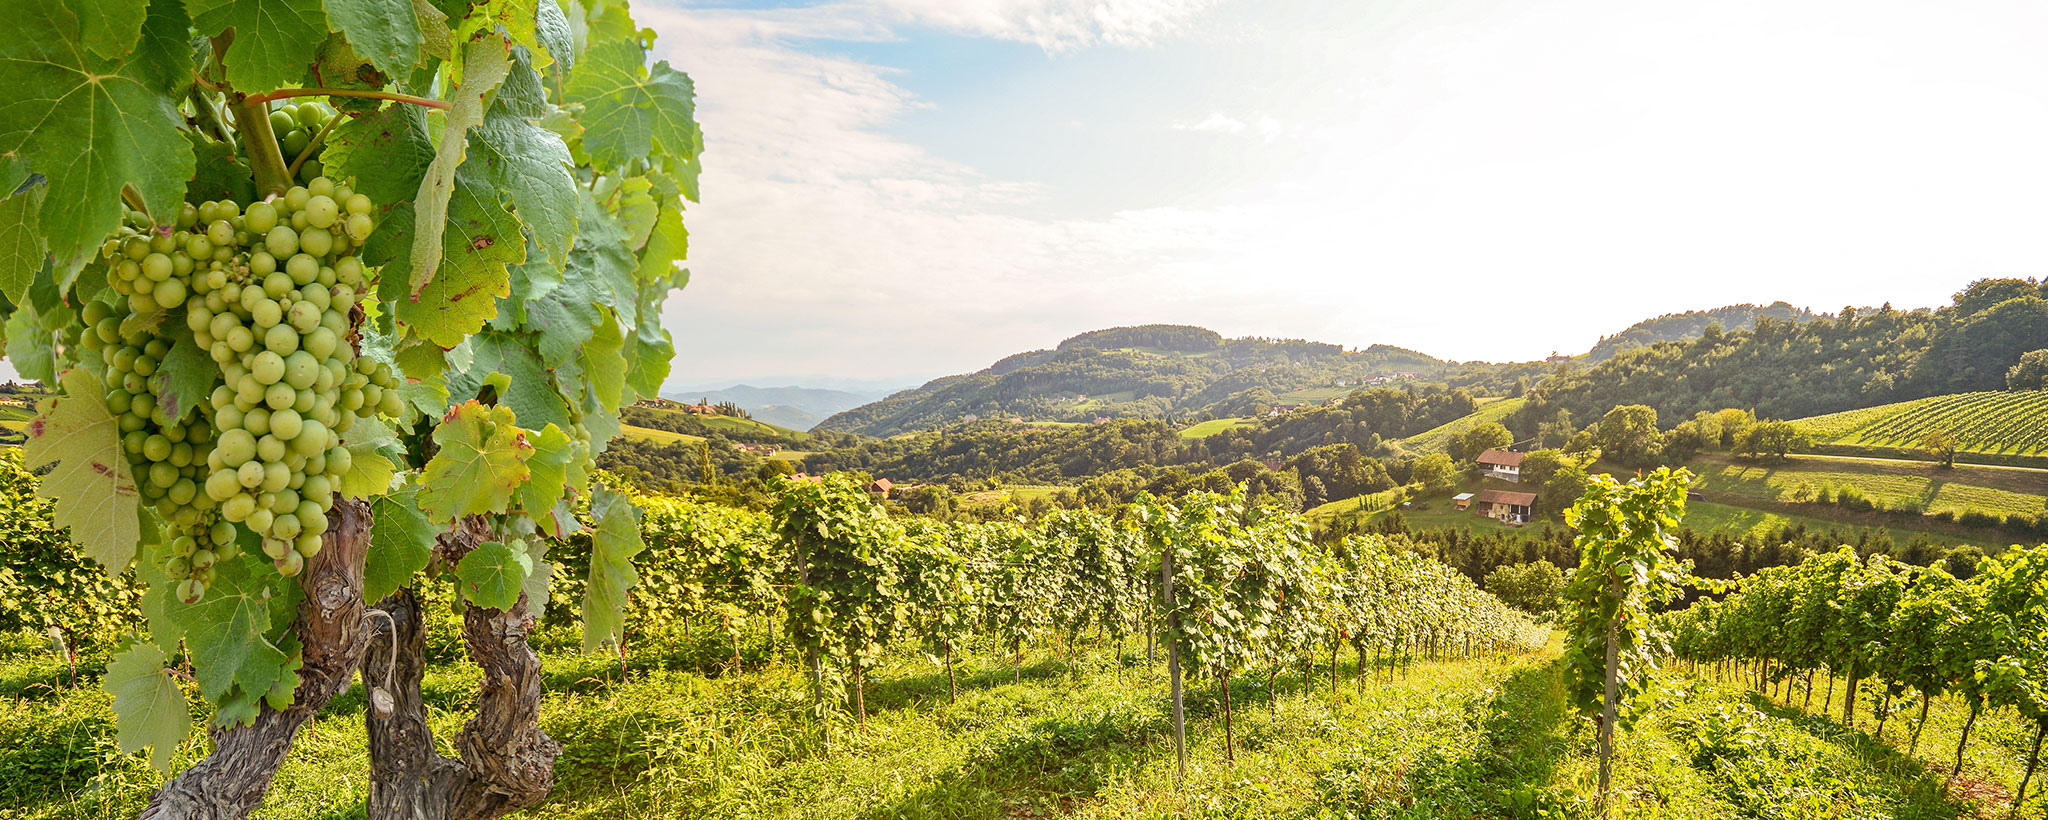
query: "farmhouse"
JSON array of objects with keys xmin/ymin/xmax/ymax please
[
  {"xmin": 1475, "ymin": 449, "xmax": 1525, "ymax": 482},
  {"xmin": 1473, "ymin": 489, "xmax": 1537, "ymax": 524},
  {"xmin": 870, "ymin": 478, "xmax": 894, "ymax": 498}
]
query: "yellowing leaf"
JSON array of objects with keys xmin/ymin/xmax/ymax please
[
  {"xmin": 410, "ymin": 37, "xmax": 513, "ymax": 297},
  {"xmin": 582, "ymin": 484, "xmax": 644, "ymax": 653},
  {"xmin": 24, "ymin": 368, "xmax": 139, "ymax": 574},
  {"xmin": 418, "ymin": 401, "xmax": 533, "ymax": 524}
]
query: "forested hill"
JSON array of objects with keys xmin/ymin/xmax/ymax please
[
  {"xmin": 816, "ymin": 325, "xmax": 1463, "ymax": 436},
  {"xmin": 1511, "ymin": 278, "xmax": 2048, "ymax": 436},
  {"xmin": 1584, "ymin": 302, "xmax": 1823, "ymax": 362}
]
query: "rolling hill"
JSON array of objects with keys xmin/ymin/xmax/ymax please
[
  {"xmin": 1791, "ymin": 390, "xmax": 2048, "ymax": 465},
  {"xmin": 816, "ymin": 325, "xmax": 1459, "ymax": 436},
  {"xmin": 661, "ymin": 384, "xmax": 885, "ymax": 431},
  {"xmin": 1583, "ymin": 302, "xmax": 1822, "ymax": 362}
]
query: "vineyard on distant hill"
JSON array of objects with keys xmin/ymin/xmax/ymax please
[{"xmin": 1793, "ymin": 391, "xmax": 2048, "ymax": 461}]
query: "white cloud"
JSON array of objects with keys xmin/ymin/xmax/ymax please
[
  {"xmin": 865, "ymin": 0, "xmax": 1223, "ymax": 51},
  {"xmin": 1174, "ymin": 111, "xmax": 1245, "ymax": 134}
]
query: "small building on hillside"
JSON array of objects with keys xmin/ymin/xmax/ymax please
[
  {"xmin": 1453, "ymin": 492, "xmax": 1476, "ymax": 510},
  {"xmin": 1476, "ymin": 449, "xmax": 1525, "ymax": 483},
  {"xmin": 1473, "ymin": 489, "xmax": 1538, "ymax": 524},
  {"xmin": 870, "ymin": 478, "xmax": 894, "ymax": 498}
]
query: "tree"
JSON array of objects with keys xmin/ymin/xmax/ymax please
[
  {"xmin": 1411, "ymin": 453, "xmax": 1457, "ymax": 493},
  {"xmin": 1485, "ymin": 560, "xmax": 1564, "ymax": 614},
  {"xmin": 1733, "ymin": 420, "xmax": 1803, "ymax": 463},
  {"xmin": 0, "ymin": 2, "xmax": 702, "ymax": 816},
  {"xmin": 1596, "ymin": 405, "xmax": 1662, "ymax": 467},
  {"xmin": 1561, "ymin": 467, "xmax": 1692, "ymax": 802},
  {"xmin": 2009, "ymin": 349, "xmax": 2048, "ymax": 390},
  {"xmin": 1459, "ymin": 422, "xmax": 1513, "ymax": 463},
  {"xmin": 1919, "ymin": 428, "xmax": 1960, "ymax": 468}
]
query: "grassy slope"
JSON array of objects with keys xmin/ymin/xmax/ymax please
[
  {"xmin": 620, "ymin": 425, "xmax": 707, "ymax": 446},
  {"xmin": 635, "ymin": 405, "xmax": 809, "ymax": 442},
  {"xmin": 1399, "ymin": 397, "xmax": 1526, "ymax": 455},
  {"xmin": 1176, "ymin": 417, "xmax": 1252, "ymax": 439},
  {"xmin": 4, "ymin": 622, "xmax": 2027, "ymax": 819}
]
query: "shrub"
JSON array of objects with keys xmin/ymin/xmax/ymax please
[{"xmin": 1957, "ymin": 510, "xmax": 2001, "ymax": 528}]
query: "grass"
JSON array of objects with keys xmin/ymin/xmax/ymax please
[
  {"xmin": 620, "ymin": 425, "xmax": 708, "ymax": 446},
  {"xmin": 956, "ymin": 485, "xmax": 1066, "ymax": 508},
  {"xmin": 6, "ymin": 617, "xmax": 2032, "ymax": 820},
  {"xmin": 1399, "ymin": 397, "xmax": 1527, "ymax": 455},
  {"xmin": 1177, "ymin": 418, "xmax": 1252, "ymax": 439},
  {"xmin": 1688, "ymin": 453, "xmax": 2048, "ymax": 520}
]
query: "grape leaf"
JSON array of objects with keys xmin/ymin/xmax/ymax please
[
  {"xmin": 456, "ymin": 540, "xmax": 531, "ymax": 610},
  {"xmin": 364, "ymin": 487, "xmax": 434, "ymax": 604},
  {"xmin": 583, "ymin": 485, "xmax": 644, "ymax": 653},
  {"xmin": 324, "ymin": 0, "xmax": 421, "ymax": 76},
  {"xmin": 521, "ymin": 541, "xmax": 553, "ymax": 619},
  {"xmin": 413, "ymin": 0, "xmax": 452, "ymax": 61},
  {"xmin": 418, "ymin": 401, "xmax": 533, "ymax": 524},
  {"xmin": 566, "ymin": 192, "xmax": 638, "ymax": 331},
  {"xmin": 24, "ymin": 368, "xmax": 140, "ymax": 574},
  {"xmin": 534, "ymin": 0, "xmax": 573, "ymax": 77},
  {"xmin": 392, "ymin": 166, "xmax": 524, "ymax": 347},
  {"xmin": 322, "ymin": 105, "xmax": 435, "ymax": 209},
  {"xmin": 615, "ymin": 175, "xmax": 655, "ymax": 249},
  {"xmin": 563, "ymin": 39, "xmax": 704, "ymax": 171},
  {"xmin": 636, "ymin": 201, "xmax": 687, "ymax": 288},
  {"xmin": 186, "ymin": 0, "xmax": 327, "ymax": 93},
  {"xmin": 469, "ymin": 106, "xmax": 576, "ymax": 267},
  {"xmin": 80, "ymin": 0, "xmax": 151, "ymax": 60},
  {"xmin": 524, "ymin": 257, "xmax": 603, "ymax": 367},
  {"xmin": 4, "ymin": 287, "xmax": 60, "ymax": 382},
  {"xmin": 454, "ymin": 332, "xmax": 569, "ymax": 431},
  {"xmin": 148, "ymin": 324, "xmax": 219, "ymax": 425},
  {"xmin": 582, "ymin": 312, "xmax": 626, "ymax": 414},
  {"xmin": 183, "ymin": 131, "xmax": 256, "ymax": 204},
  {"xmin": 182, "ymin": 554, "xmax": 291, "ymax": 708},
  {"xmin": 104, "ymin": 641, "xmax": 190, "ymax": 775},
  {"xmin": 0, "ymin": 1, "xmax": 193, "ymax": 284},
  {"xmin": 0, "ymin": 179, "xmax": 47, "ymax": 304},
  {"xmin": 339, "ymin": 414, "xmax": 400, "ymax": 497},
  {"xmin": 518, "ymin": 423, "xmax": 575, "ymax": 536},
  {"xmin": 410, "ymin": 37, "xmax": 512, "ymax": 297},
  {"xmin": 454, "ymin": 0, "xmax": 539, "ymax": 55},
  {"xmin": 624, "ymin": 310, "xmax": 672, "ymax": 401}
]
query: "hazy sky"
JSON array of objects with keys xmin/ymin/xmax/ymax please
[
  {"xmin": 642, "ymin": 0, "xmax": 2048, "ymax": 388},
  {"xmin": 5, "ymin": 0, "xmax": 2045, "ymax": 389}
]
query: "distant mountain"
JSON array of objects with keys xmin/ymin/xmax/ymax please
[
  {"xmin": 816, "ymin": 325, "xmax": 1458, "ymax": 436},
  {"xmin": 660, "ymin": 384, "xmax": 886, "ymax": 431},
  {"xmin": 1583, "ymin": 302, "xmax": 1823, "ymax": 362}
]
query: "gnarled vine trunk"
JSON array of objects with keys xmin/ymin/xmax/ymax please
[
  {"xmin": 362, "ymin": 516, "xmax": 561, "ymax": 820},
  {"xmin": 138, "ymin": 500, "xmax": 373, "ymax": 820}
]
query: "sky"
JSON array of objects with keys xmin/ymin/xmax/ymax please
[{"xmin": 640, "ymin": 0, "xmax": 2048, "ymax": 389}]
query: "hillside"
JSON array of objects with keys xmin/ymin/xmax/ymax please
[
  {"xmin": 816, "ymin": 325, "xmax": 1459, "ymax": 436},
  {"xmin": 661, "ymin": 384, "xmax": 884, "ymax": 431},
  {"xmin": 1512, "ymin": 278, "xmax": 2048, "ymax": 439},
  {"xmin": 1584, "ymin": 301, "xmax": 1822, "ymax": 362},
  {"xmin": 1792, "ymin": 390, "xmax": 2048, "ymax": 464}
]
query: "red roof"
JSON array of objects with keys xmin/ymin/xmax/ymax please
[
  {"xmin": 870, "ymin": 478, "xmax": 894, "ymax": 491},
  {"xmin": 1477, "ymin": 449, "xmax": 1525, "ymax": 467},
  {"xmin": 1475, "ymin": 489, "xmax": 1538, "ymax": 507}
]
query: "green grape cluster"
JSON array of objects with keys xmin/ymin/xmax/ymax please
[
  {"xmin": 85, "ymin": 176, "xmax": 400, "ymax": 603},
  {"xmin": 270, "ymin": 102, "xmax": 339, "ymax": 185}
]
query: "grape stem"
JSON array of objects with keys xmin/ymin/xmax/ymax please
[
  {"xmin": 287, "ymin": 113, "xmax": 344, "ymax": 180},
  {"xmin": 246, "ymin": 87, "xmax": 451, "ymax": 111}
]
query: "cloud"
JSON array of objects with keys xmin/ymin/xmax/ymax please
[
  {"xmin": 865, "ymin": 0, "xmax": 1224, "ymax": 51},
  {"xmin": 1174, "ymin": 110, "xmax": 1284, "ymax": 142}
]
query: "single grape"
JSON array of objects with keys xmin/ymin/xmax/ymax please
[
  {"xmin": 265, "ymin": 226, "xmax": 300, "ymax": 257},
  {"xmin": 266, "ymin": 323, "xmax": 301, "ymax": 355},
  {"xmin": 275, "ymin": 550, "xmax": 305, "ymax": 578},
  {"xmin": 250, "ymin": 351, "xmax": 286, "ymax": 385}
]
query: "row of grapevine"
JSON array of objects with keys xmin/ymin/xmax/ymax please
[
  {"xmin": 1828, "ymin": 391, "xmax": 2048, "ymax": 455},
  {"xmin": 1663, "ymin": 545, "xmax": 2048, "ymax": 812}
]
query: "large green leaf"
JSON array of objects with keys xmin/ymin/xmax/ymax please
[
  {"xmin": 636, "ymin": 200, "xmax": 688, "ymax": 288},
  {"xmin": 104, "ymin": 641, "xmax": 190, "ymax": 775},
  {"xmin": 338, "ymin": 414, "xmax": 400, "ymax": 498},
  {"xmin": 323, "ymin": 0, "xmax": 421, "ymax": 76},
  {"xmin": 363, "ymin": 486, "xmax": 434, "ymax": 604},
  {"xmin": 181, "ymin": 554, "xmax": 292, "ymax": 709},
  {"xmin": 517, "ymin": 423, "xmax": 577, "ymax": 537},
  {"xmin": 186, "ymin": 0, "xmax": 327, "ymax": 92},
  {"xmin": 390, "ymin": 167, "xmax": 524, "ymax": 348},
  {"xmin": 563, "ymin": 39, "xmax": 703, "ymax": 172},
  {"xmin": 452, "ymin": 332, "xmax": 569, "ymax": 431},
  {"xmin": 80, "ymin": 0, "xmax": 151, "ymax": 59},
  {"xmin": 23, "ymin": 368, "xmax": 140, "ymax": 574},
  {"xmin": 469, "ymin": 105, "xmax": 576, "ymax": 267},
  {"xmin": 418, "ymin": 401, "xmax": 533, "ymax": 524},
  {"xmin": 409, "ymin": 36, "xmax": 512, "ymax": 297},
  {"xmin": 582, "ymin": 485, "xmax": 644, "ymax": 653},
  {"xmin": 0, "ymin": 1, "xmax": 193, "ymax": 283},
  {"xmin": 456, "ymin": 540, "xmax": 531, "ymax": 610}
]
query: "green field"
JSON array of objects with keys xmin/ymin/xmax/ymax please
[
  {"xmin": 1273, "ymin": 385, "xmax": 1351, "ymax": 403},
  {"xmin": 1399, "ymin": 397, "xmax": 1526, "ymax": 455},
  {"xmin": 1793, "ymin": 391, "xmax": 2048, "ymax": 456},
  {"xmin": 1689, "ymin": 453, "xmax": 2048, "ymax": 520},
  {"xmin": 620, "ymin": 425, "xmax": 707, "ymax": 446},
  {"xmin": 6, "ymin": 622, "xmax": 2029, "ymax": 819},
  {"xmin": 1177, "ymin": 417, "xmax": 1253, "ymax": 439}
]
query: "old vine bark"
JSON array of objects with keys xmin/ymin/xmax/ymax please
[
  {"xmin": 138, "ymin": 499, "xmax": 374, "ymax": 820},
  {"xmin": 362, "ymin": 516, "xmax": 560, "ymax": 820}
]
